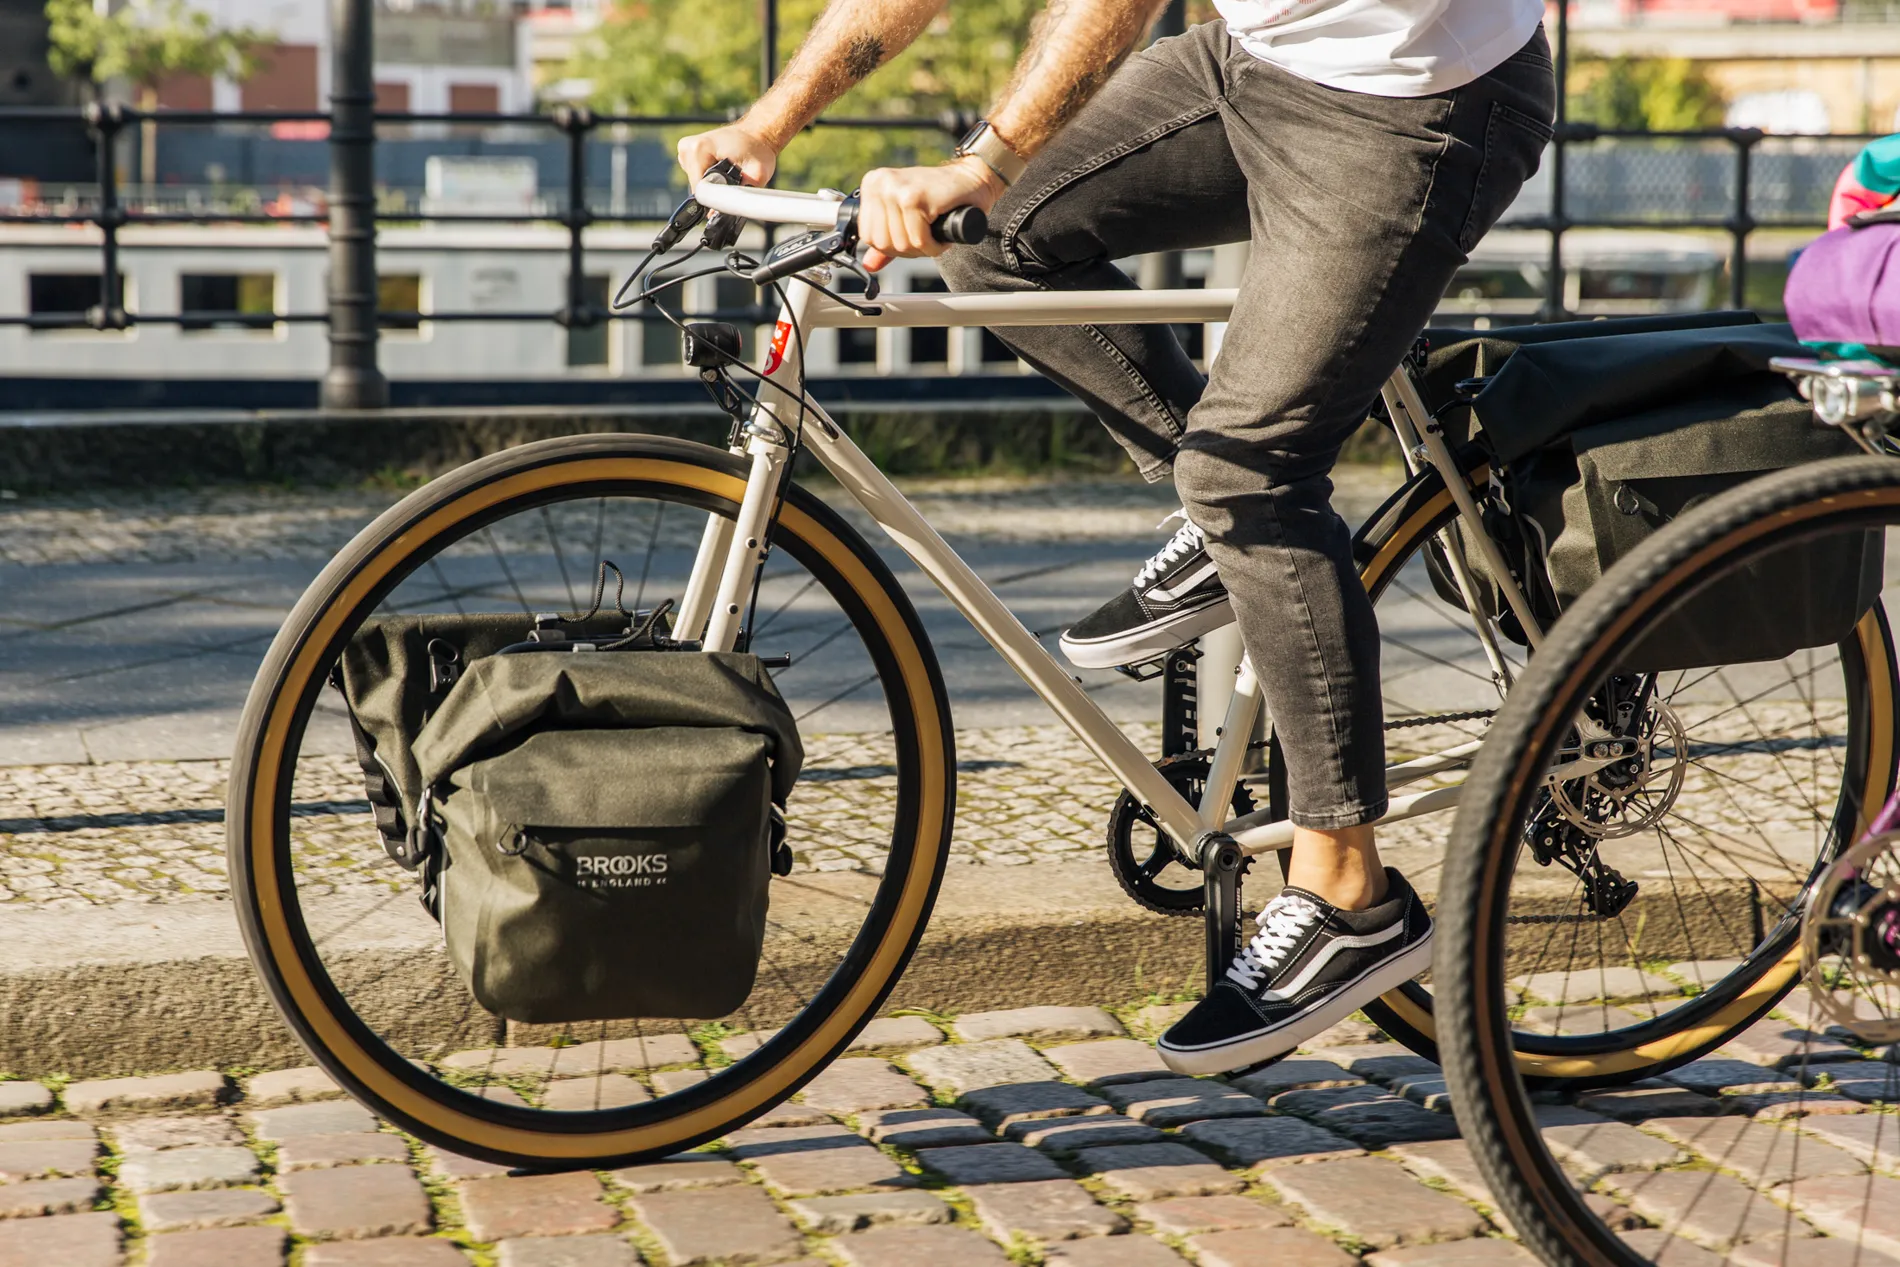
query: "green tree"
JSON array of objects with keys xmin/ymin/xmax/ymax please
[
  {"xmin": 569, "ymin": 0, "xmax": 1041, "ymax": 189},
  {"xmin": 46, "ymin": 0, "xmax": 271, "ymax": 186},
  {"xmin": 1567, "ymin": 55, "xmax": 1727, "ymax": 132}
]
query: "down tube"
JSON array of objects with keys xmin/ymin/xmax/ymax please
[{"xmin": 795, "ymin": 405, "xmax": 1206, "ymax": 848}]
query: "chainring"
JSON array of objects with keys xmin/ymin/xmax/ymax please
[{"xmin": 1106, "ymin": 750, "xmax": 1257, "ymax": 916}]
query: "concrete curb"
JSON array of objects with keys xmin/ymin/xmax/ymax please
[{"xmin": 0, "ymin": 857, "xmax": 1768, "ymax": 1077}]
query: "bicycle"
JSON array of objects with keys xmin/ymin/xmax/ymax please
[
  {"xmin": 226, "ymin": 176, "xmax": 1900, "ymax": 1168},
  {"xmin": 1440, "ymin": 356, "xmax": 1900, "ymax": 1266}
]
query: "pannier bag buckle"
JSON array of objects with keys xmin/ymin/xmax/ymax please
[
  {"xmin": 387, "ymin": 786, "xmax": 438, "ymax": 871},
  {"xmin": 770, "ymin": 805, "xmax": 793, "ymax": 876}
]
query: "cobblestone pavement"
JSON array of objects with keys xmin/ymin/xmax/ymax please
[{"xmin": 5, "ymin": 989, "xmax": 1900, "ymax": 1266}]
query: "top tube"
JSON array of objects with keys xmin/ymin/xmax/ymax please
[{"xmin": 694, "ymin": 180, "xmax": 843, "ymax": 228}]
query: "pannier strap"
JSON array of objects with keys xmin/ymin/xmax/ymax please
[{"xmin": 329, "ymin": 667, "xmax": 415, "ymax": 868}]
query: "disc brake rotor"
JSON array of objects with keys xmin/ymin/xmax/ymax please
[
  {"xmin": 1802, "ymin": 830, "xmax": 1900, "ymax": 1044},
  {"xmin": 1549, "ymin": 699, "xmax": 1687, "ymax": 840}
]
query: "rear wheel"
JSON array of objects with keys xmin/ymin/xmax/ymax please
[
  {"xmin": 1441, "ymin": 455, "xmax": 1900, "ymax": 1266},
  {"xmin": 1351, "ymin": 461, "xmax": 1899, "ymax": 1084},
  {"xmin": 228, "ymin": 434, "xmax": 956, "ymax": 1169}
]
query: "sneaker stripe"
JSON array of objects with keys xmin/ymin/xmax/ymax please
[
  {"xmin": 1252, "ymin": 921, "xmax": 1404, "ymax": 1003},
  {"xmin": 1145, "ymin": 559, "xmax": 1221, "ymax": 604}
]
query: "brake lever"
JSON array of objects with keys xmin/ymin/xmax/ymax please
[{"xmin": 700, "ymin": 159, "xmax": 747, "ymax": 251}]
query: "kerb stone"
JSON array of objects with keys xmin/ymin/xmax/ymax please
[
  {"xmin": 1228, "ymin": 1059, "xmax": 1363, "ymax": 1099},
  {"xmin": 496, "ymin": 1237, "xmax": 638, "ymax": 1267},
  {"xmin": 918, "ymin": 1142, "xmax": 1067, "ymax": 1185},
  {"xmin": 629, "ymin": 1185, "xmax": 805, "ymax": 1265},
  {"xmin": 303, "ymin": 1240, "xmax": 470, "ymax": 1266},
  {"xmin": 244, "ymin": 1067, "xmax": 343, "ymax": 1105},
  {"xmin": 1605, "ymin": 1169, "xmax": 1812, "ymax": 1250},
  {"xmin": 953, "ymin": 1007, "xmax": 1124, "ymax": 1043},
  {"xmin": 905, "ymin": 1040, "xmax": 1059, "ymax": 1095},
  {"xmin": 1720, "ymin": 1021, "xmax": 1860, "ymax": 1069},
  {"xmin": 113, "ymin": 1115, "xmax": 244, "ymax": 1152},
  {"xmin": 119, "ymin": 1146, "xmax": 261, "ymax": 1193},
  {"xmin": 1262, "ymin": 1157, "xmax": 1489, "ymax": 1248},
  {"xmin": 249, "ymin": 1101, "xmax": 377, "ymax": 1140},
  {"xmin": 1774, "ymin": 1173, "xmax": 1900, "ymax": 1257},
  {"xmin": 785, "ymin": 1190, "xmax": 952, "ymax": 1234},
  {"xmin": 857, "ymin": 1108, "xmax": 992, "ymax": 1150},
  {"xmin": 1176, "ymin": 1116, "xmax": 1364, "ymax": 1168},
  {"xmin": 1043, "ymin": 1236, "xmax": 1187, "ymax": 1267},
  {"xmin": 0, "ymin": 1178, "xmax": 101, "ymax": 1219},
  {"xmin": 138, "ymin": 1188, "xmax": 281, "ymax": 1231},
  {"xmin": 0, "ymin": 1211, "xmax": 122, "ymax": 1267},
  {"xmin": 831, "ymin": 1225, "xmax": 1012, "ymax": 1267},
  {"xmin": 1188, "ymin": 1227, "xmax": 1357, "ymax": 1267},
  {"xmin": 1102, "ymin": 1079, "xmax": 1266, "ymax": 1128},
  {"xmin": 1640, "ymin": 1115, "xmax": 1863, "ymax": 1187},
  {"xmin": 797, "ymin": 1060, "xmax": 927, "ymax": 1114},
  {"xmin": 145, "ymin": 1225, "xmax": 287, "ymax": 1267},
  {"xmin": 458, "ymin": 1172, "xmax": 618, "ymax": 1241},
  {"xmin": 963, "ymin": 1178, "xmax": 1126, "ymax": 1241},
  {"xmin": 1272, "ymin": 1086, "xmax": 1460, "ymax": 1147},
  {"xmin": 960, "ymin": 1080, "xmax": 1109, "ymax": 1131},
  {"xmin": 1006, "ymin": 1114, "xmax": 1162, "ymax": 1152},
  {"xmin": 1074, "ymin": 1142, "xmax": 1245, "ymax": 1201},
  {"xmin": 1540, "ymin": 1119, "xmax": 1685, "ymax": 1181},
  {"xmin": 729, "ymin": 1125, "xmax": 912, "ymax": 1196},
  {"xmin": 0, "ymin": 1085, "xmax": 51, "ymax": 1118},
  {"xmin": 1044, "ymin": 1040, "xmax": 1173, "ymax": 1088},
  {"xmin": 63, "ymin": 1071, "xmax": 226, "ymax": 1115},
  {"xmin": 276, "ymin": 1134, "xmax": 410, "ymax": 1170},
  {"xmin": 1134, "ymin": 1195, "xmax": 1291, "ymax": 1235},
  {"xmin": 0, "ymin": 1138, "xmax": 97, "ymax": 1181},
  {"xmin": 1365, "ymin": 1241, "xmax": 1541, "ymax": 1266},
  {"xmin": 609, "ymin": 1154, "xmax": 745, "ymax": 1193},
  {"xmin": 281, "ymin": 1165, "xmax": 433, "ymax": 1239}
]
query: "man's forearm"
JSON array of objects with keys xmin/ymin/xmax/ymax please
[
  {"xmin": 990, "ymin": 0, "xmax": 1168, "ymax": 158},
  {"xmin": 741, "ymin": 0, "xmax": 947, "ymax": 149}
]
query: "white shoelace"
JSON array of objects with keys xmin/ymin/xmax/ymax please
[
  {"xmin": 1226, "ymin": 892, "xmax": 1323, "ymax": 992},
  {"xmin": 1133, "ymin": 512, "xmax": 1207, "ymax": 589}
]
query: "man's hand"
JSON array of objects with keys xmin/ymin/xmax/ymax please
[
  {"xmin": 677, "ymin": 124, "xmax": 780, "ymax": 189},
  {"xmin": 859, "ymin": 156, "xmax": 1004, "ymax": 270}
]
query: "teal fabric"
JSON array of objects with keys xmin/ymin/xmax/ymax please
[{"xmin": 1856, "ymin": 134, "xmax": 1900, "ymax": 197}]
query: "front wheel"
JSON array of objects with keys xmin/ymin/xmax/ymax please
[
  {"xmin": 1441, "ymin": 454, "xmax": 1900, "ymax": 1266},
  {"xmin": 228, "ymin": 434, "xmax": 957, "ymax": 1169}
]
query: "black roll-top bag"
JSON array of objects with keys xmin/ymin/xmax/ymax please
[{"xmin": 1409, "ymin": 313, "xmax": 1880, "ymax": 670}]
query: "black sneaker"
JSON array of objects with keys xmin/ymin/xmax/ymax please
[
  {"xmin": 1059, "ymin": 512, "xmax": 1234, "ymax": 669},
  {"xmin": 1156, "ymin": 869, "xmax": 1433, "ymax": 1075}
]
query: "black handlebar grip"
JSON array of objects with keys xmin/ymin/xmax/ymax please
[{"xmin": 931, "ymin": 206, "xmax": 988, "ymax": 245}]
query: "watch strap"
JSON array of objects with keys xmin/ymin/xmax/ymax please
[{"xmin": 956, "ymin": 121, "xmax": 1027, "ymax": 186}]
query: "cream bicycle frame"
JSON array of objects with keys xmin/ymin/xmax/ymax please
[{"xmin": 674, "ymin": 180, "xmax": 1541, "ymax": 858}]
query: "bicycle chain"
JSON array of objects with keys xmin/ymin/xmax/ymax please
[
  {"xmin": 1384, "ymin": 708, "xmax": 1497, "ymax": 731},
  {"xmin": 1504, "ymin": 912, "xmax": 1611, "ymax": 925}
]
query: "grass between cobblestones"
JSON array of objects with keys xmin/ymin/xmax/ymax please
[{"xmin": 6, "ymin": 978, "xmax": 1900, "ymax": 1266}]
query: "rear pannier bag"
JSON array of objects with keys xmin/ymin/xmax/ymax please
[
  {"xmin": 340, "ymin": 627, "xmax": 802, "ymax": 1024},
  {"xmin": 1409, "ymin": 316, "xmax": 1879, "ymax": 671}
]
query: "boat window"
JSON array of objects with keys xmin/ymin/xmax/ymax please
[
  {"xmin": 179, "ymin": 273, "xmax": 277, "ymax": 333},
  {"xmin": 28, "ymin": 273, "xmax": 123, "ymax": 322},
  {"xmin": 379, "ymin": 274, "xmax": 423, "ymax": 331}
]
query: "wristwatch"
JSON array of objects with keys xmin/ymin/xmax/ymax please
[{"xmin": 954, "ymin": 120, "xmax": 1027, "ymax": 187}]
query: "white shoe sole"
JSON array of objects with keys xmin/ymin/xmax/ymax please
[
  {"xmin": 1154, "ymin": 929, "xmax": 1435, "ymax": 1077},
  {"xmin": 1059, "ymin": 598, "xmax": 1235, "ymax": 670}
]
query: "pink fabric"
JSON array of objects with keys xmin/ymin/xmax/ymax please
[{"xmin": 1833, "ymin": 163, "xmax": 1895, "ymax": 230}]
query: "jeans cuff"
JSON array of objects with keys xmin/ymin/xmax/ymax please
[{"xmin": 1288, "ymin": 798, "xmax": 1388, "ymax": 831}]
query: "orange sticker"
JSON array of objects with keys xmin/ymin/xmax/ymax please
[{"xmin": 762, "ymin": 319, "xmax": 794, "ymax": 375}]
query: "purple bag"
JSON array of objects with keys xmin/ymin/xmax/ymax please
[{"xmin": 1786, "ymin": 216, "xmax": 1900, "ymax": 349}]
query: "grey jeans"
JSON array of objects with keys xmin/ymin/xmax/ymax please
[{"xmin": 938, "ymin": 22, "xmax": 1556, "ymax": 829}]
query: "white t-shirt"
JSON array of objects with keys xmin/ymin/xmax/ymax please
[{"xmin": 1215, "ymin": 0, "xmax": 1546, "ymax": 97}]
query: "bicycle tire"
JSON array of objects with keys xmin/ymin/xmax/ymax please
[
  {"xmin": 1351, "ymin": 458, "xmax": 1900, "ymax": 1084},
  {"xmin": 1440, "ymin": 453, "xmax": 1900, "ymax": 1266},
  {"xmin": 227, "ymin": 433, "xmax": 956, "ymax": 1169}
]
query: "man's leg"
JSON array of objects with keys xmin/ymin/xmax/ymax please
[
  {"xmin": 937, "ymin": 20, "xmax": 1249, "ymax": 482},
  {"xmin": 1152, "ymin": 36, "xmax": 1556, "ymax": 1073}
]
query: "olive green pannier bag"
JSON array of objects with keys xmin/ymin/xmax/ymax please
[
  {"xmin": 1406, "ymin": 313, "xmax": 1881, "ymax": 671},
  {"xmin": 335, "ymin": 615, "xmax": 803, "ymax": 1024}
]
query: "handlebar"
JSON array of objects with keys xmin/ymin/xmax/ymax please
[{"xmin": 692, "ymin": 179, "xmax": 989, "ymax": 287}]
